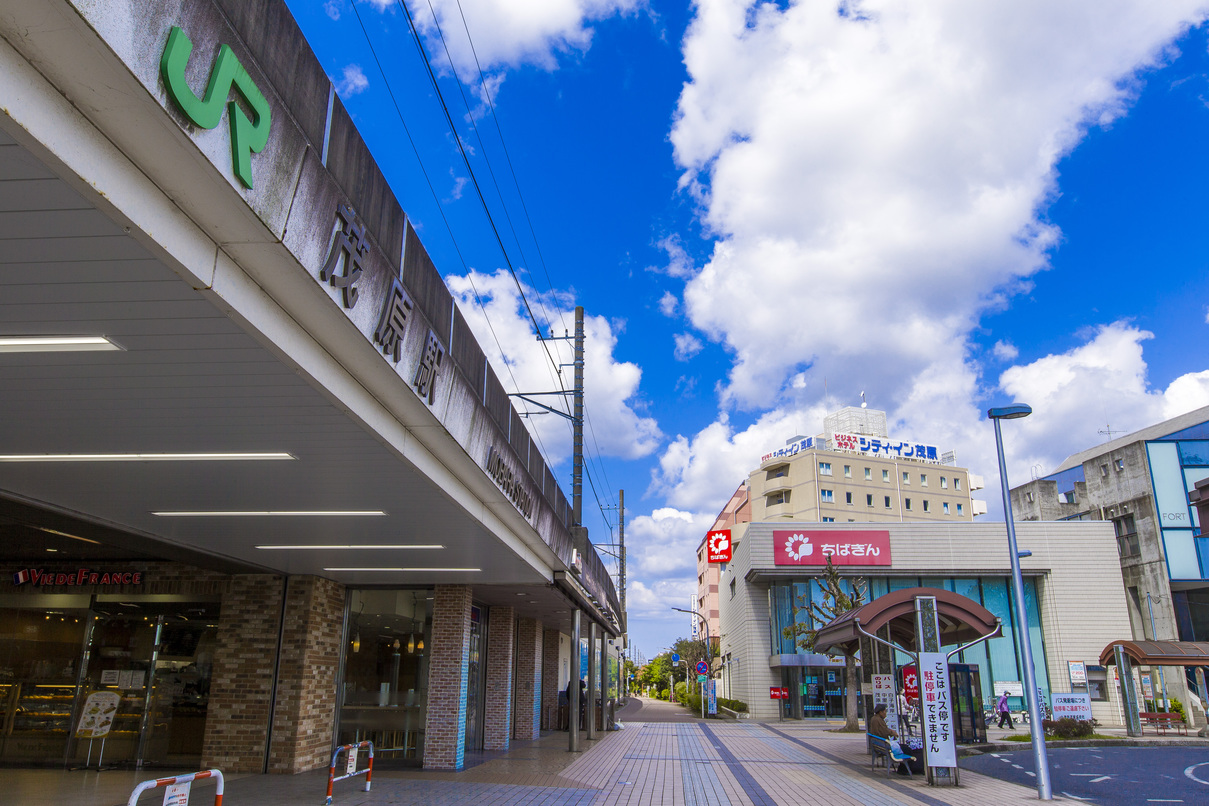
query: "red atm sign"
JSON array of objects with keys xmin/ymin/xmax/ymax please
[{"xmin": 770, "ymin": 686, "xmax": 789, "ymax": 700}]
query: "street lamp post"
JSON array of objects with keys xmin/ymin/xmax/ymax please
[
  {"xmin": 989, "ymin": 403, "xmax": 1051, "ymax": 800},
  {"xmin": 672, "ymin": 606, "xmax": 712, "ymax": 719}
]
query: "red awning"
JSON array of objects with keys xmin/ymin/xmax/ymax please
[{"xmin": 1099, "ymin": 640, "xmax": 1209, "ymax": 667}]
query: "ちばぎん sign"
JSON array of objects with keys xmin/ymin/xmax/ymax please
[
  {"xmin": 773, "ymin": 530, "xmax": 892, "ymax": 566},
  {"xmin": 706, "ymin": 530, "xmax": 732, "ymax": 563}
]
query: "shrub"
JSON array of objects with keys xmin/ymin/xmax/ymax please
[
  {"xmin": 1042, "ymin": 717, "xmax": 1095, "ymax": 739},
  {"xmin": 658, "ymin": 688, "xmax": 669, "ymax": 700},
  {"xmin": 674, "ymin": 681, "xmax": 689, "ymax": 704},
  {"xmin": 718, "ymin": 698, "xmax": 748, "ymax": 713},
  {"xmin": 1171, "ymin": 698, "xmax": 1187, "ymax": 722}
]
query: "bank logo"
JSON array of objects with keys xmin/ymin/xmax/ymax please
[
  {"xmin": 784, "ymin": 533, "xmax": 814, "ymax": 560},
  {"xmin": 708, "ymin": 531, "xmax": 729, "ymax": 556},
  {"xmin": 160, "ymin": 26, "xmax": 271, "ymax": 189}
]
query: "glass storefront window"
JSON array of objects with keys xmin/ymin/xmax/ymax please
[{"xmin": 338, "ymin": 590, "xmax": 433, "ymax": 767}]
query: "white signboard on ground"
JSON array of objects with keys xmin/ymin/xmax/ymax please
[
  {"xmin": 919, "ymin": 653, "xmax": 956, "ymax": 768},
  {"xmin": 1068, "ymin": 661, "xmax": 1087, "ymax": 687},
  {"xmin": 993, "ymin": 680, "xmax": 1023, "ymax": 698},
  {"xmin": 872, "ymin": 674, "xmax": 897, "ymax": 724},
  {"xmin": 1052, "ymin": 692, "xmax": 1093, "ymax": 721},
  {"xmin": 74, "ymin": 691, "xmax": 120, "ymax": 739}
]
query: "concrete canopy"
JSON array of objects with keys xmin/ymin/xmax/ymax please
[
  {"xmin": 1099, "ymin": 640, "xmax": 1209, "ymax": 667},
  {"xmin": 812, "ymin": 587, "xmax": 1000, "ymax": 656}
]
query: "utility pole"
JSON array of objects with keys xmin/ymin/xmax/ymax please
[
  {"xmin": 619, "ymin": 488, "xmax": 626, "ymax": 695},
  {"xmin": 572, "ymin": 306, "xmax": 584, "ymax": 525}
]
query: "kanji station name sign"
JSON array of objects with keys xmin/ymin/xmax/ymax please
[{"xmin": 773, "ymin": 530, "xmax": 892, "ymax": 566}]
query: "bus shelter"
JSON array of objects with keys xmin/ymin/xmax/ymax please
[{"xmin": 1100, "ymin": 640, "xmax": 1209, "ymax": 736}]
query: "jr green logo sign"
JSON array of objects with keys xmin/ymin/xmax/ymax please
[{"xmin": 160, "ymin": 26, "xmax": 271, "ymax": 189}]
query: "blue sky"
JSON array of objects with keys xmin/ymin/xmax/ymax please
[{"xmin": 287, "ymin": 0, "xmax": 1209, "ymax": 660}]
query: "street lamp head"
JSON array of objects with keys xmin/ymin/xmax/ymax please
[{"xmin": 987, "ymin": 404, "xmax": 1032, "ymax": 420}]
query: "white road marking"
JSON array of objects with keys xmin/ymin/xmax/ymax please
[
  {"xmin": 1071, "ymin": 774, "xmax": 1100, "ymax": 776},
  {"xmin": 1026, "ymin": 771, "xmax": 1036, "ymax": 777},
  {"xmin": 1090, "ymin": 776, "xmax": 1111, "ymax": 783},
  {"xmin": 1146, "ymin": 800, "xmax": 1184, "ymax": 803},
  {"xmin": 1061, "ymin": 794, "xmax": 1093, "ymax": 802},
  {"xmin": 1012, "ymin": 764, "xmax": 1023, "ymax": 769},
  {"xmin": 1186, "ymin": 761, "xmax": 1209, "ymax": 786}
]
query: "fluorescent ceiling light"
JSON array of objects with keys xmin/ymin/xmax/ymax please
[
  {"xmin": 153, "ymin": 510, "xmax": 386, "ymax": 517},
  {"xmin": 324, "ymin": 567, "xmax": 481, "ymax": 573},
  {"xmin": 0, "ymin": 453, "xmax": 294, "ymax": 462},
  {"xmin": 0, "ymin": 336, "xmax": 121, "ymax": 352},
  {"xmin": 256, "ymin": 544, "xmax": 443, "ymax": 550}
]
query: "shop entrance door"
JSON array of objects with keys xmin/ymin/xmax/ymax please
[
  {"xmin": 463, "ymin": 605, "xmax": 487, "ymax": 754},
  {"xmin": 67, "ymin": 598, "xmax": 219, "ymax": 769}
]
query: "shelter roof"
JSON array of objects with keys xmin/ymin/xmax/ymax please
[
  {"xmin": 1099, "ymin": 640, "xmax": 1209, "ymax": 667},
  {"xmin": 812, "ymin": 587, "xmax": 999, "ymax": 656}
]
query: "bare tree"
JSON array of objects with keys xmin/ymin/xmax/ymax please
[{"xmin": 781, "ymin": 557, "xmax": 867, "ymax": 730}]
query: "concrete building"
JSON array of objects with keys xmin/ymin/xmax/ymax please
[
  {"xmin": 750, "ymin": 407, "xmax": 987, "ymax": 524},
  {"xmin": 718, "ymin": 521, "xmax": 1136, "ymax": 726},
  {"xmin": 0, "ymin": 0, "xmax": 619, "ymax": 774},
  {"xmin": 1010, "ymin": 405, "xmax": 1209, "ymax": 712},
  {"xmin": 694, "ymin": 482, "xmax": 750, "ymax": 650}
]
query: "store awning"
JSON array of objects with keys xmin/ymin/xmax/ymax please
[
  {"xmin": 813, "ymin": 587, "xmax": 1000, "ymax": 656},
  {"xmin": 1099, "ymin": 640, "xmax": 1209, "ymax": 667}
]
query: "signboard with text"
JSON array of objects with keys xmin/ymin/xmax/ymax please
[
  {"xmin": 832, "ymin": 432, "xmax": 941, "ymax": 462},
  {"xmin": 706, "ymin": 530, "xmax": 732, "ymax": 563},
  {"xmin": 770, "ymin": 686, "xmax": 789, "ymax": 699},
  {"xmin": 918, "ymin": 653, "xmax": 956, "ymax": 768},
  {"xmin": 773, "ymin": 530, "xmax": 892, "ymax": 566},
  {"xmin": 707, "ymin": 680, "xmax": 717, "ymax": 715},
  {"xmin": 902, "ymin": 665, "xmax": 919, "ymax": 702},
  {"xmin": 1052, "ymin": 692, "xmax": 1093, "ymax": 721},
  {"xmin": 872, "ymin": 674, "xmax": 897, "ymax": 725},
  {"xmin": 75, "ymin": 691, "xmax": 120, "ymax": 739},
  {"xmin": 761, "ymin": 437, "xmax": 813, "ymax": 464},
  {"xmin": 1068, "ymin": 661, "xmax": 1087, "ymax": 687}
]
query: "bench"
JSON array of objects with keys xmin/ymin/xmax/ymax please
[
  {"xmin": 867, "ymin": 733, "xmax": 914, "ymax": 778},
  {"xmin": 1139, "ymin": 712, "xmax": 1187, "ymax": 735}
]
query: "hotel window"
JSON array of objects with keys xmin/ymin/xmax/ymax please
[
  {"xmin": 956, "ymin": 504, "xmax": 963, "ymax": 515},
  {"xmin": 820, "ymin": 489, "xmax": 834, "ymax": 503},
  {"xmin": 941, "ymin": 477, "xmax": 948, "ymax": 489},
  {"xmin": 843, "ymin": 465, "xmax": 852, "ymax": 478},
  {"xmin": 943, "ymin": 502, "xmax": 950, "ymax": 514},
  {"xmin": 864, "ymin": 467, "xmax": 872, "ymax": 480},
  {"xmin": 822, "ymin": 517, "xmax": 835, "ymax": 522},
  {"xmin": 819, "ymin": 462, "xmax": 832, "ymax": 476},
  {"xmin": 866, "ymin": 494, "xmax": 874, "ymax": 506},
  {"xmin": 884, "ymin": 496, "xmax": 892, "ymax": 508},
  {"xmin": 905, "ymin": 498, "xmax": 912, "ymax": 510},
  {"xmin": 954, "ymin": 478, "xmax": 962, "ymax": 491},
  {"xmin": 921, "ymin": 474, "xmax": 928, "ymax": 487},
  {"xmin": 1114, "ymin": 458, "xmax": 1124, "ymax": 472},
  {"xmin": 902, "ymin": 471, "xmax": 910, "ymax": 484},
  {"xmin": 883, "ymin": 469, "xmax": 890, "ymax": 482},
  {"xmin": 922, "ymin": 500, "xmax": 930, "ymax": 513},
  {"xmin": 845, "ymin": 492, "xmax": 853, "ymax": 505}
]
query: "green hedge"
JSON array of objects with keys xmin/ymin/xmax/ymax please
[
  {"xmin": 718, "ymin": 698, "xmax": 748, "ymax": 713},
  {"xmin": 1041, "ymin": 717, "xmax": 1095, "ymax": 739}
]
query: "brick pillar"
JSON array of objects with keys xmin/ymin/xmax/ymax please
[
  {"xmin": 267, "ymin": 576, "xmax": 346, "ymax": 773},
  {"xmin": 424, "ymin": 585, "xmax": 472, "ymax": 770},
  {"xmin": 202, "ymin": 574, "xmax": 284, "ymax": 773},
  {"xmin": 541, "ymin": 628, "xmax": 561, "ymax": 729},
  {"xmin": 483, "ymin": 606, "xmax": 515, "ymax": 750},
  {"xmin": 514, "ymin": 618, "xmax": 542, "ymax": 741}
]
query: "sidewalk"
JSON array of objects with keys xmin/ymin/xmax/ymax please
[{"xmin": 1, "ymin": 698, "xmax": 1084, "ymax": 805}]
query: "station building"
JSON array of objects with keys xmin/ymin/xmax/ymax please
[
  {"xmin": 0, "ymin": 0, "xmax": 619, "ymax": 774},
  {"xmin": 1010, "ymin": 404, "xmax": 1209, "ymax": 715}
]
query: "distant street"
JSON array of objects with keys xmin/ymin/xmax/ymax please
[
  {"xmin": 616, "ymin": 694, "xmax": 699, "ymax": 722},
  {"xmin": 962, "ymin": 746, "xmax": 1209, "ymax": 804}
]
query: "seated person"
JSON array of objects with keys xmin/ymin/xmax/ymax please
[{"xmin": 869, "ymin": 703, "xmax": 897, "ymax": 740}]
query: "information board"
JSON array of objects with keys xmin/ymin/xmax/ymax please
[
  {"xmin": 162, "ymin": 781, "xmax": 190, "ymax": 806},
  {"xmin": 707, "ymin": 680, "xmax": 717, "ymax": 715},
  {"xmin": 75, "ymin": 691, "xmax": 121, "ymax": 739},
  {"xmin": 1052, "ymin": 692, "xmax": 1093, "ymax": 721},
  {"xmin": 918, "ymin": 653, "xmax": 956, "ymax": 768},
  {"xmin": 872, "ymin": 674, "xmax": 897, "ymax": 725}
]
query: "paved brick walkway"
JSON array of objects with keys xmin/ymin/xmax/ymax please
[{"xmin": 5, "ymin": 703, "xmax": 1068, "ymax": 805}]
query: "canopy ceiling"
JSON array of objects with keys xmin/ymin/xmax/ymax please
[{"xmin": 1100, "ymin": 640, "xmax": 1209, "ymax": 667}]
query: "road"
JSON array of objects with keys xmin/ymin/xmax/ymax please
[{"xmin": 961, "ymin": 746, "xmax": 1209, "ymax": 804}]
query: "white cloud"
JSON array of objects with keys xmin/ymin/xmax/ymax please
[
  {"xmin": 627, "ymin": 578, "xmax": 697, "ymax": 620},
  {"xmin": 671, "ymin": 1, "xmax": 1207, "ymax": 412},
  {"xmin": 673, "ymin": 333, "xmax": 703, "ymax": 361},
  {"xmin": 658, "ymin": 291, "xmax": 677, "ymax": 317},
  {"xmin": 648, "ymin": 234, "xmax": 696, "ymax": 279},
  {"xmin": 993, "ymin": 341, "xmax": 1019, "ymax": 361},
  {"xmin": 410, "ymin": 0, "xmax": 642, "ymax": 77},
  {"xmin": 997, "ymin": 323, "xmax": 1209, "ymax": 476},
  {"xmin": 446, "ymin": 268, "xmax": 662, "ymax": 464},
  {"xmin": 324, "ymin": 0, "xmax": 342, "ymax": 21},
  {"xmin": 335, "ymin": 64, "xmax": 369, "ymax": 97},
  {"xmin": 629, "ymin": 507, "xmax": 716, "ymax": 576}
]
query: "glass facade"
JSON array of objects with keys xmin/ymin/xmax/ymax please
[
  {"xmin": 337, "ymin": 589, "xmax": 433, "ymax": 767},
  {"xmin": 1146, "ymin": 439, "xmax": 1209, "ymax": 580},
  {"xmin": 0, "ymin": 594, "xmax": 220, "ymax": 768},
  {"xmin": 769, "ymin": 576, "xmax": 1050, "ymax": 711}
]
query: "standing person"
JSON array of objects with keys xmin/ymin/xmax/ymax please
[
  {"xmin": 897, "ymin": 689, "xmax": 914, "ymax": 736},
  {"xmin": 997, "ymin": 691, "xmax": 1014, "ymax": 729}
]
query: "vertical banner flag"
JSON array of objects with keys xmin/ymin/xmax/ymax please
[{"xmin": 918, "ymin": 653, "xmax": 956, "ymax": 768}]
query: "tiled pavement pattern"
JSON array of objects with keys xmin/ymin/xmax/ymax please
[{"xmin": 5, "ymin": 710, "xmax": 1058, "ymax": 805}]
